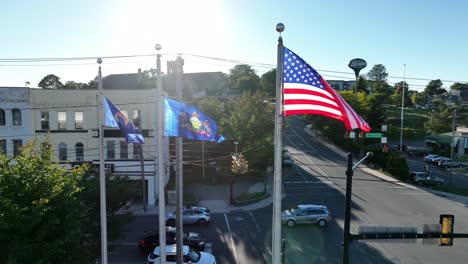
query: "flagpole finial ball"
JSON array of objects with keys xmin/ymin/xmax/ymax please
[
  {"xmin": 155, "ymin": 44, "xmax": 162, "ymax": 51},
  {"xmin": 276, "ymin": 23, "xmax": 285, "ymax": 33},
  {"xmin": 97, "ymin": 58, "xmax": 102, "ymax": 64}
]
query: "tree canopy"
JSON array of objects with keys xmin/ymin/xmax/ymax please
[
  {"xmin": 228, "ymin": 64, "xmax": 260, "ymax": 93},
  {"xmin": 366, "ymin": 64, "xmax": 388, "ymax": 82},
  {"xmin": 450, "ymin": 82, "xmax": 468, "ymax": 90},
  {"xmin": 0, "ymin": 138, "xmax": 133, "ymax": 263},
  {"xmin": 38, "ymin": 74, "xmax": 64, "ymax": 89},
  {"xmin": 425, "ymin": 79, "xmax": 446, "ymax": 96},
  {"xmin": 260, "ymin": 69, "xmax": 276, "ymax": 97}
]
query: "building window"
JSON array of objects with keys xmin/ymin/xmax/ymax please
[
  {"xmin": 0, "ymin": 108, "xmax": 5, "ymax": 126},
  {"xmin": 58, "ymin": 112, "xmax": 67, "ymax": 129},
  {"xmin": 59, "ymin": 143, "xmax": 67, "ymax": 161},
  {"xmin": 0, "ymin": 139, "xmax": 6, "ymax": 155},
  {"xmin": 41, "ymin": 112, "xmax": 49, "ymax": 129},
  {"xmin": 75, "ymin": 143, "xmax": 84, "ymax": 161},
  {"xmin": 133, "ymin": 109, "xmax": 141, "ymax": 128},
  {"xmin": 107, "ymin": 140, "xmax": 115, "ymax": 159},
  {"xmin": 13, "ymin": 140, "xmax": 22, "ymax": 156},
  {"xmin": 75, "ymin": 112, "xmax": 84, "ymax": 129},
  {"xmin": 133, "ymin": 143, "xmax": 141, "ymax": 159},
  {"xmin": 12, "ymin": 109, "xmax": 22, "ymax": 126},
  {"xmin": 120, "ymin": 141, "xmax": 128, "ymax": 159}
]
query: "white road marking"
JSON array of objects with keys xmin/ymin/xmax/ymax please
[
  {"xmin": 283, "ymin": 181, "xmax": 333, "ymax": 184},
  {"xmin": 224, "ymin": 213, "xmax": 239, "ymax": 264},
  {"xmin": 249, "ymin": 211, "xmax": 262, "ymax": 232},
  {"xmin": 399, "ymin": 192, "xmax": 431, "ymax": 195}
]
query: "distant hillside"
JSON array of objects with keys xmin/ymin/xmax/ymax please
[{"xmin": 385, "ymin": 107, "xmax": 430, "ymax": 140}]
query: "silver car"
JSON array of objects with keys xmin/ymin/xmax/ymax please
[
  {"xmin": 281, "ymin": 204, "xmax": 331, "ymax": 227},
  {"xmin": 166, "ymin": 207, "xmax": 211, "ymax": 226}
]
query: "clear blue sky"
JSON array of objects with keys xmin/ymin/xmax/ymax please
[{"xmin": 1, "ymin": 0, "xmax": 467, "ymax": 91}]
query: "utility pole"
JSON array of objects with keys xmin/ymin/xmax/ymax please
[
  {"xmin": 400, "ymin": 64, "xmax": 406, "ymax": 152},
  {"xmin": 449, "ymin": 110, "xmax": 458, "ymax": 186}
]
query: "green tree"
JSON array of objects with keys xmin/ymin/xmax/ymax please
[
  {"xmin": 260, "ymin": 69, "xmax": 276, "ymax": 97},
  {"xmin": 221, "ymin": 91, "xmax": 275, "ymax": 168},
  {"xmin": 38, "ymin": 74, "xmax": 64, "ymax": 89},
  {"xmin": 228, "ymin": 64, "xmax": 260, "ymax": 93},
  {"xmin": 393, "ymin": 81, "xmax": 413, "ymax": 107},
  {"xmin": 424, "ymin": 79, "xmax": 446, "ymax": 96},
  {"xmin": 195, "ymin": 98, "xmax": 225, "ymax": 124},
  {"xmin": 366, "ymin": 64, "xmax": 388, "ymax": 82},
  {"xmin": 411, "ymin": 91, "xmax": 426, "ymax": 106},
  {"xmin": 0, "ymin": 138, "xmax": 133, "ymax": 263},
  {"xmin": 62, "ymin": 81, "xmax": 85, "ymax": 90},
  {"xmin": 0, "ymin": 139, "xmax": 86, "ymax": 263},
  {"xmin": 450, "ymin": 82, "xmax": 468, "ymax": 90},
  {"xmin": 355, "ymin": 75, "xmax": 369, "ymax": 93}
]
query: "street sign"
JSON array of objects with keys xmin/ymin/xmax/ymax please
[
  {"xmin": 382, "ymin": 125, "xmax": 388, "ymax": 132},
  {"xmin": 381, "ymin": 137, "xmax": 387, "ymax": 144},
  {"xmin": 365, "ymin": 132, "xmax": 382, "ymax": 138},
  {"xmin": 349, "ymin": 131, "xmax": 356, "ymax": 138}
]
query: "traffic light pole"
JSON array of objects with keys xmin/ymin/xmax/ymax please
[{"xmin": 343, "ymin": 152, "xmax": 373, "ymax": 264}]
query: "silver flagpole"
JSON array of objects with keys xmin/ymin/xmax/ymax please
[
  {"xmin": 97, "ymin": 58, "xmax": 108, "ymax": 264},
  {"xmin": 272, "ymin": 23, "xmax": 284, "ymax": 264},
  {"xmin": 155, "ymin": 44, "xmax": 167, "ymax": 263}
]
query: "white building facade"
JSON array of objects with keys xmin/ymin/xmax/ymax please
[
  {"xmin": 1, "ymin": 88, "xmax": 169, "ymax": 205},
  {"xmin": 0, "ymin": 87, "xmax": 34, "ymax": 157}
]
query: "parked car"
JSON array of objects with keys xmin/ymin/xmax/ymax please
[
  {"xmin": 183, "ymin": 205, "xmax": 210, "ymax": 214},
  {"xmin": 138, "ymin": 227, "xmax": 206, "ymax": 255},
  {"xmin": 410, "ymin": 171, "xmax": 444, "ymax": 185},
  {"xmin": 438, "ymin": 159, "xmax": 464, "ymax": 168},
  {"xmin": 147, "ymin": 245, "xmax": 216, "ymax": 264},
  {"xmin": 281, "ymin": 204, "xmax": 331, "ymax": 227},
  {"xmin": 166, "ymin": 207, "xmax": 211, "ymax": 227},
  {"xmin": 423, "ymin": 154, "xmax": 441, "ymax": 164},
  {"xmin": 437, "ymin": 157, "xmax": 451, "ymax": 167}
]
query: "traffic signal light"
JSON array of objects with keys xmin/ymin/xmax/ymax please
[{"xmin": 440, "ymin": 214, "xmax": 454, "ymax": 246}]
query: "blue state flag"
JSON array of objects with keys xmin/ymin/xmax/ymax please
[
  {"xmin": 103, "ymin": 96, "xmax": 145, "ymax": 143},
  {"xmin": 164, "ymin": 98, "xmax": 225, "ymax": 142}
]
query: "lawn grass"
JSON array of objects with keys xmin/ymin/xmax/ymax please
[
  {"xmin": 431, "ymin": 185, "xmax": 468, "ymax": 197},
  {"xmin": 385, "ymin": 107, "xmax": 430, "ymax": 140}
]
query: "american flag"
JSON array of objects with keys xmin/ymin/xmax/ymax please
[{"xmin": 282, "ymin": 47, "xmax": 371, "ymax": 132}]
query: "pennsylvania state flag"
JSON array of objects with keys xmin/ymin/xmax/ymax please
[
  {"xmin": 103, "ymin": 96, "xmax": 145, "ymax": 143},
  {"xmin": 164, "ymin": 98, "xmax": 225, "ymax": 142}
]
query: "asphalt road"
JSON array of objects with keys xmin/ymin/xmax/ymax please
[
  {"xmin": 280, "ymin": 116, "xmax": 468, "ymax": 264},
  {"xmin": 109, "ymin": 115, "xmax": 468, "ymax": 264}
]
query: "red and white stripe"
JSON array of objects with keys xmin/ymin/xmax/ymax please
[{"xmin": 283, "ymin": 78, "xmax": 371, "ymax": 132}]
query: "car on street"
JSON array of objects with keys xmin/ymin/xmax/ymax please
[
  {"xmin": 166, "ymin": 207, "xmax": 211, "ymax": 227},
  {"xmin": 438, "ymin": 159, "xmax": 464, "ymax": 168},
  {"xmin": 147, "ymin": 245, "xmax": 216, "ymax": 264},
  {"xmin": 281, "ymin": 204, "xmax": 331, "ymax": 227},
  {"xmin": 138, "ymin": 227, "xmax": 206, "ymax": 255},
  {"xmin": 410, "ymin": 171, "xmax": 444, "ymax": 185},
  {"xmin": 423, "ymin": 154, "xmax": 442, "ymax": 164}
]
